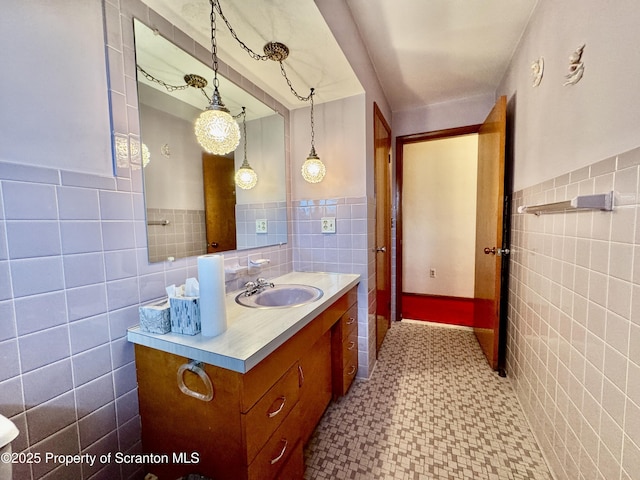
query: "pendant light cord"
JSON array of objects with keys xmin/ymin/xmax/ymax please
[
  {"xmin": 136, "ymin": 65, "xmax": 211, "ymax": 102},
  {"xmin": 209, "ymin": 0, "xmax": 221, "ymax": 95},
  {"xmin": 212, "ymin": 0, "xmax": 269, "ymax": 61},
  {"xmin": 278, "ymin": 62, "xmax": 314, "ymax": 102},
  {"xmin": 214, "ymin": 0, "xmax": 314, "ymax": 103},
  {"xmin": 309, "ymin": 88, "xmax": 316, "ymax": 150},
  {"xmin": 137, "ymin": 65, "xmax": 190, "ymax": 92},
  {"xmin": 241, "ymin": 107, "xmax": 250, "ymax": 167}
]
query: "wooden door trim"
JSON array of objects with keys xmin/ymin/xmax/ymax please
[
  {"xmin": 395, "ymin": 124, "xmax": 481, "ymax": 320},
  {"xmin": 374, "ymin": 102, "xmax": 392, "ymax": 353},
  {"xmin": 374, "ymin": 103, "xmax": 392, "ymax": 140}
]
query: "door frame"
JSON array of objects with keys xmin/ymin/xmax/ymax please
[{"xmin": 395, "ymin": 124, "xmax": 481, "ymax": 321}]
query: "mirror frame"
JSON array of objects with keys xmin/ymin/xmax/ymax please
[{"xmin": 103, "ymin": 0, "xmax": 291, "ymax": 263}]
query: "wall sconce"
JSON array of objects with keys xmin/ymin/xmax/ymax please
[
  {"xmin": 234, "ymin": 107, "xmax": 258, "ymax": 189},
  {"xmin": 194, "ymin": 0, "xmax": 240, "ymax": 154},
  {"xmin": 142, "ymin": 143, "xmax": 151, "ymax": 167}
]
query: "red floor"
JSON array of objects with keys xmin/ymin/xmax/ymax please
[{"xmin": 401, "ymin": 294, "xmax": 475, "ymax": 327}]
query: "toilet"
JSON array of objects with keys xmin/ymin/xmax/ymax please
[{"xmin": 0, "ymin": 414, "xmax": 19, "ymax": 480}]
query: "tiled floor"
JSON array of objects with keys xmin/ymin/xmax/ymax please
[{"xmin": 304, "ymin": 321, "xmax": 553, "ymax": 479}]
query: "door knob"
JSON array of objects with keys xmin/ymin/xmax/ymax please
[
  {"xmin": 483, "ymin": 247, "xmax": 510, "ymax": 256},
  {"xmin": 376, "ymin": 246, "xmax": 387, "ymax": 253},
  {"xmin": 208, "ymin": 242, "xmax": 219, "ymax": 248}
]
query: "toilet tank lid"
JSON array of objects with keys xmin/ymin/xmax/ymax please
[{"xmin": 0, "ymin": 414, "xmax": 19, "ymax": 446}]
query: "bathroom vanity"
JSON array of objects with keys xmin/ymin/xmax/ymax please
[{"xmin": 127, "ymin": 272, "xmax": 360, "ymax": 480}]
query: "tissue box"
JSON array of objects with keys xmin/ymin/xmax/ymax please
[
  {"xmin": 139, "ymin": 300, "xmax": 171, "ymax": 334},
  {"xmin": 170, "ymin": 296, "xmax": 201, "ymax": 335}
]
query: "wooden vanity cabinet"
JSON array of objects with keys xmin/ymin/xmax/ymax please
[
  {"xmin": 133, "ymin": 286, "xmax": 357, "ymax": 480},
  {"xmin": 298, "ymin": 330, "xmax": 332, "ymax": 444}
]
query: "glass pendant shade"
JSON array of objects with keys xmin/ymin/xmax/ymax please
[
  {"xmin": 301, "ymin": 147, "xmax": 325, "ymax": 183},
  {"xmin": 141, "ymin": 143, "xmax": 150, "ymax": 168},
  {"xmin": 234, "ymin": 107, "xmax": 257, "ymax": 190},
  {"xmin": 235, "ymin": 164, "xmax": 258, "ymax": 190},
  {"xmin": 194, "ymin": 107, "xmax": 240, "ymax": 155}
]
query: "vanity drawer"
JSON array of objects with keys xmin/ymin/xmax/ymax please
[
  {"xmin": 243, "ymin": 364, "xmax": 300, "ymax": 464},
  {"xmin": 340, "ymin": 304, "xmax": 358, "ymax": 337},
  {"xmin": 247, "ymin": 405, "xmax": 301, "ymax": 480},
  {"xmin": 274, "ymin": 439, "xmax": 304, "ymax": 479},
  {"xmin": 331, "ymin": 302, "xmax": 359, "ymax": 398},
  {"xmin": 341, "ymin": 336, "xmax": 358, "ymax": 393},
  {"xmin": 341, "ymin": 332, "xmax": 358, "ymax": 369}
]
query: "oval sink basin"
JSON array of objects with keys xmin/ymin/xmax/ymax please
[{"xmin": 235, "ymin": 284, "xmax": 323, "ymax": 308}]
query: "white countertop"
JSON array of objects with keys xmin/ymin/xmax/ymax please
[{"xmin": 127, "ymin": 271, "xmax": 360, "ymax": 373}]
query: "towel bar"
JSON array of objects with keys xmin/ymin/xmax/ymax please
[{"xmin": 517, "ymin": 191, "xmax": 613, "ymax": 216}]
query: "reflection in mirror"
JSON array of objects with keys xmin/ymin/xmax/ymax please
[{"xmin": 133, "ymin": 19, "xmax": 287, "ymax": 263}]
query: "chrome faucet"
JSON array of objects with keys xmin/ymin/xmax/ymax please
[{"xmin": 242, "ymin": 278, "xmax": 275, "ymax": 296}]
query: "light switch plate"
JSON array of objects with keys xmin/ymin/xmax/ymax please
[
  {"xmin": 321, "ymin": 217, "xmax": 336, "ymax": 233},
  {"xmin": 256, "ymin": 219, "xmax": 268, "ymax": 234}
]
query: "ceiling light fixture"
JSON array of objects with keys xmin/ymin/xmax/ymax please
[
  {"xmin": 136, "ymin": 66, "xmax": 212, "ymax": 102},
  {"xmin": 213, "ymin": 0, "xmax": 326, "ymax": 182},
  {"xmin": 264, "ymin": 49, "xmax": 325, "ymax": 183},
  {"xmin": 234, "ymin": 107, "xmax": 258, "ymax": 190},
  {"xmin": 194, "ymin": 0, "xmax": 240, "ymax": 155}
]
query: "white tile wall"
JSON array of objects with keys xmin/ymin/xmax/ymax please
[{"xmin": 508, "ymin": 145, "xmax": 640, "ymax": 479}]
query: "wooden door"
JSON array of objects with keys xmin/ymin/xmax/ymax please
[
  {"xmin": 202, "ymin": 153, "xmax": 237, "ymax": 252},
  {"xmin": 374, "ymin": 103, "xmax": 392, "ymax": 354},
  {"xmin": 473, "ymin": 96, "xmax": 507, "ymax": 371}
]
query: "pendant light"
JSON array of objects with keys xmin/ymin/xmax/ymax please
[
  {"xmin": 234, "ymin": 107, "xmax": 258, "ymax": 189},
  {"xmin": 301, "ymin": 89, "xmax": 325, "ymax": 183},
  {"xmin": 209, "ymin": 0, "xmax": 326, "ymax": 181},
  {"xmin": 194, "ymin": 0, "xmax": 240, "ymax": 155}
]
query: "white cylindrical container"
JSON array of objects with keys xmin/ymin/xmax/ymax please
[
  {"xmin": 197, "ymin": 254, "xmax": 228, "ymax": 337},
  {"xmin": 0, "ymin": 414, "xmax": 19, "ymax": 479}
]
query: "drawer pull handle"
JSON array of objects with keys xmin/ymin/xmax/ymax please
[
  {"xmin": 270, "ymin": 439, "xmax": 288, "ymax": 465},
  {"xmin": 347, "ymin": 341, "xmax": 356, "ymax": 351},
  {"xmin": 267, "ymin": 396, "xmax": 286, "ymax": 418},
  {"xmin": 347, "ymin": 365, "xmax": 357, "ymax": 376},
  {"xmin": 346, "ymin": 317, "xmax": 356, "ymax": 325},
  {"xmin": 177, "ymin": 360, "xmax": 214, "ymax": 402},
  {"xmin": 298, "ymin": 365, "xmax": 305, "ymax": 387}
]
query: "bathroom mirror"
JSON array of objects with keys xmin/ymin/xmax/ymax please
[{"xmin": 133, "ymin": 20, "xmax": 287, "ymax": 263}]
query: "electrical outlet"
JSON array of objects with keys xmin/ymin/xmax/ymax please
[
  {"xmin": 321, "ymin": 217, "xmax": 336, "ymax": 233},
  {"xmin": 429, "ymin": 268, "xmax": 436, "ymax": 278},
  {"xmin": 256, "ymin": 219, "xmax": 268, "ymax": 234}
]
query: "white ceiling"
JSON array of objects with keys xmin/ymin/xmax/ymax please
[
  {"xmin": 346, "ymin": 0, "xmax": 539, "ymax": 111},
  {"xmin": 141, "ymin": 0, "xmax": 538, "ymax": 114}
]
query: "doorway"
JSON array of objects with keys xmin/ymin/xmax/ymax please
[
  {"xmin": 202, "ymin": 152, "xmax": 237, "ymax": 252},
  {"xmin": 399, "ymin": 129, "xmax": 479, "ymax": 327},
  {"xmin": 395, "ymin": 94, "xmax": 509, "ymax": 371}
]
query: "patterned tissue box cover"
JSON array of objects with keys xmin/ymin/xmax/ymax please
[
  {"xmin": 169, "ymin": 296, "xmax": 201, "ymax": 335},
  {"xmin": 138, "ymin": 301, "xmax": 171, "ymax": 334}
]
